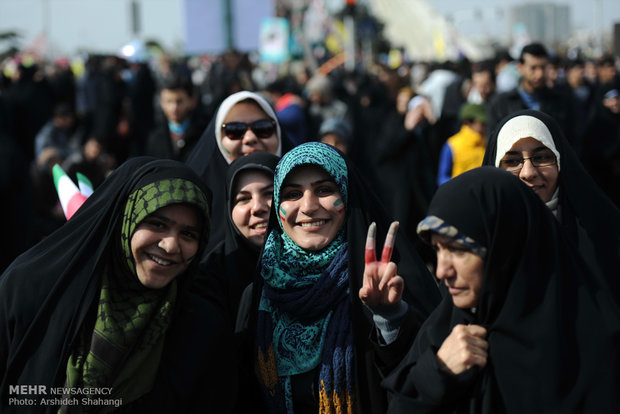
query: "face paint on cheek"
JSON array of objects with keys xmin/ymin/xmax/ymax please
[
  {"xmin": 279, "ymin": 205, "xmax": 287, "ymax": 222},
  {"xmin": 333, "ymin": 198, "xmax": 344, "ymax": 214}
]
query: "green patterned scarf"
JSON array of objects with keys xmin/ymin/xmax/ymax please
[{"xmin": 63, "ymin": 178, "xmax": 208, "ymax": 412}]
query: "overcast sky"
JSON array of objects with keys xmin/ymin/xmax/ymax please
[
  {"xmin": 0, "ymin": 0, "xmax": 619, "ymax": 56},
  {"xmin": 430, "ymin": 0, "xmax": 620, "ymax": 40}
]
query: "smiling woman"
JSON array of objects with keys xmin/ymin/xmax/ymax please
[
  {"xmin": 192, "ymin": 151, "xmax": 280, "ymax": 328},
  {"xmin": 186, "ymin": 90, "xmax": 294, "ymax": 252},
  {"xmin": 483, "ymin": 109, "xmax": 620, "ymax": 304},
  {"xmin": 237, "ymin": 142, "xmax": 442, "ymax": 414},
  {"xmin": 0, "ymin": 157, "xmax": 235, "ymax": 413}
]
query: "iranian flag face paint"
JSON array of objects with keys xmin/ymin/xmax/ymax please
[
  {"xmin": 333, "ymin": 198, "xmax": 344, "ymax": 214},
  {"xmin": 279, "ymin": 205, "xmax": 287, "ymax": 222},
  {"xmin": 52, "ymin": 164, "xmax": 89, "ymax": 220}
]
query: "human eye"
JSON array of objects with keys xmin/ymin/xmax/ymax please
[
  {"xmin": 500, "ymin": 157, "xmax": 522, "ymax": 168},
  {"xmin": 281, "ymin": 189, "xmax": 302, "ymax": 200},
  {"xmin": 446, "ymin": 243, "xmax": 469, "ymax": 255},
  {"xmin": 143, "ymin": 218, "xmax": 166, "ymax": 230},
  {"xmin": 181, "ymin": 229, "xmax": 200, "ymax": 240},
  {"xmin": 533, "ymin": 153, "xmax": 555, "ymax": 166},
  {"xmin": 234, "ymin": 194, "xmax": 251, "ymax": 205},
  {"xmin": 316, "ymin": 184, "xmax": 337, "ymax": 196}
]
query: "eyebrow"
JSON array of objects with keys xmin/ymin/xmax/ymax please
[
  {"xmin": 281, "ymin": 178, "xmax": 334, "ymax": 190},
  {"xmin": 236, "ymin": 184, "xmax": 274, "ymax": 195},
  {"xmin": 504, "ymin": 146, "xmax": 552, "ymax": 155},
  {"xmin": 149, "ymin": 212, "xmax": 201, "ymax": 233}
]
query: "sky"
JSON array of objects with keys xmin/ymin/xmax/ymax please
[
  {"xmin": 0, "ymin": 0, "xmax": 619, "ymax": 56},
  {"xmin": 429, "ymin": 0, "xmax": 620, "ymax": 41}
]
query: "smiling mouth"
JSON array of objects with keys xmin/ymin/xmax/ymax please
[
  {"xmin": 251, "ymin": 222, "xmax": 267, "ymax": 229},
  {"xmin": 148, "ymin": 254, "xmax": 175, "ymax": 266},
  {"xmin": 299, "ymin": 220, "xmax": 327, "ymax": 228}
]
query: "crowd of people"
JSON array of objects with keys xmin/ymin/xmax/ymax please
[{"xmin": 1, "ymin": 40, "xmax": 619, "ymax": 413}]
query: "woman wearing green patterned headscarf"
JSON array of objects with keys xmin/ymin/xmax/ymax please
[
  {"xmin": 0, "ymin": 157, "xmax": 235, "ymax": 413},
  {"xmin": 242, "ymin": 142, "xmax": 441, "ymax": 414}
]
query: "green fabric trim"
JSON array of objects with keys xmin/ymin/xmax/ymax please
[{"xmin": 63, "ymin": 177, "xmax": 208, "ymax": 411}]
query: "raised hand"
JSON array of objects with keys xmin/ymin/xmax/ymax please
[
  {"xmin": 436, "ymin": 324, "xmax": 488, "ymax": 375},
  {"xmin": 359, "ymin": 221, "xmax": 405, "ymax": 308}
]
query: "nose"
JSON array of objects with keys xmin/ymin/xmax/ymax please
[
  {"xmin": 435, "ymin": 252, "xmax": 455, "ymax": 281},
  {"xmin": 241, "ymin": 128, "xmax": 259, "ymax": 145},
  {"xmin": 158, "ymin": 234, "xmax": 180, "ymax": 254},
  {"xmin": 251, "ymin": 196, "xmax": 270, "ymax": 215},
  {"xmin": 518, "ymin": 158, "xmax": 539, "ymax": 181},
  {"xmin": 300, "ymin": 191, "xmax": 319, "ymax": 214}
]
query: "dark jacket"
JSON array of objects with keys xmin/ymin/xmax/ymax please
[
  {"xmin": 144, "ymin": 106, "xmax": 209, "ymax": 162},
  {"xmin": 0, "ymin": 158, "xmax": 235, "ymax": 413},
  {"xmin": 236, "ymin": 143, "xmax": 442, "ymax": 414},
  {"xmin": 487, "ymin": 87, "xmax": 574, "ymax": 143},
  {"xmin": 385, "ymin": 167, "xmax": 620, "ymax": 414}
]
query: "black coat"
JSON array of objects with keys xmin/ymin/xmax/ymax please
[
  {"xmin": 487, "ymin": 87, "xmax": 574, "ymax": 144},
  {"xmin": 238, "ymin": 146, "xmax": 442, "ymax": 414},
  {"xmin": 144, "ymin": 106, "xmax": 209, "ymax": 162},
  {"xmin": 0, "ymin": 157, "xmax": 235, "ymax": 413},
  {"xmin": 385, "ymin": 167, "xmax": 620, "ymax": 413},
  {"xmin": 483, "ymin": 109, "xmax": 620, "ymax": 304}
]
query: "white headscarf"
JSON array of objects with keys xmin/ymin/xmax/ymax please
[
  {"xmin": 215, "ymin": 91, "xmax": 282, "ymax": 164},
  {"xmin": 494, "ymin": 114, "xmax": 561, "ymax": 171}
]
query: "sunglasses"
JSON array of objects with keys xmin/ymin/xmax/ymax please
[{"xmin": 221, "ymin": 119, "xmax": 276, "ymax": 140}]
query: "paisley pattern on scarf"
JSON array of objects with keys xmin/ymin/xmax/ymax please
[
  {"xmin": 417, "ymin": 215, "xmax": 487, "ymax": 258},
  {"xmin": 256, "ymin": 142, "xmax": 355, "ymax": 413}
]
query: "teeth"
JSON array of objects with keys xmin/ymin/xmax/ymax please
[
  {"xmin": 301, "ymin": 220, "xmax": 326, "ymax": 227},
  {"xmin": 149, "ymin": 254, "xmax": 173, "ymax": 266},
  {"xmin": 253, "ymin": 223, "xmax": 267, "ymax": 229}
]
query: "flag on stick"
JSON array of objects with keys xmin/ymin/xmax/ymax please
[
  {"xmin": 52, "ymin": 164, "xmax": 89, "ymax": 220},
  {"xmin": 76, "ymin": 172, "xmax": 94, "ymax": 197}
]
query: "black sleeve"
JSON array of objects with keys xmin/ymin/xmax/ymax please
[{"xmin": 385, "ymin": 346, "xmax": 479, "ymax": 414}]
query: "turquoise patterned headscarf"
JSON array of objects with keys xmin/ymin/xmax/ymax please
[
  {"xmin": 257, "ymin": 142, "xmax": 355, "ymax": 413},
  {"xmin": 273, "ymin": 141, "xmax": 348, "ymax": 233},
  {"xmin": 264, "ymin": 142, "xmax": 349, "ymax": 291}
]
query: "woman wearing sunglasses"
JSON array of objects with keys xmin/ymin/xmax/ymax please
[
  {"xmin": 482, "ymin": 109, "xmax": 620, "ymax": 304},
  {"xmin": 186, "ymin": 91, "xmax": 294, "ymax": 251}
]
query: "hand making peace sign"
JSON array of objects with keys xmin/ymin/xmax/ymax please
[{"xmin": 359, "ymin": 221, "xmax": 405, "ymax": 308}]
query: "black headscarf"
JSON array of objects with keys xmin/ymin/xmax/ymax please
[
  {"xmin": 193, "ymin": 151, "xmax": 280, "ymax": 321},
  {"xmin": 0, "ymin": 157, "xmax": 213, "ymax": 411},
  {"xmin": 385, "ymin": 167, "xmax": 620, "ymax": 413},
  {"xmin": 483, "ymin": 109, "xmax": 620, "ymax": 302},
  {"xmin": 185, "ymin": 91, "xmax": 294, "ymax": 252}
]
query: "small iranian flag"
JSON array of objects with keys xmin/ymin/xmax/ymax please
[
  {"xmin": 52, "ymin": 164, "xmax": 89, "ymax": 220},
  {"xmin": 76, "ymin": 172, "xmax": 94, "ymax": 197}
]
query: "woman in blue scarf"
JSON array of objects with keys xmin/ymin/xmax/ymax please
[{"xmin": 246, "ymin": 142, "xmax": 441, "ymax": 414}]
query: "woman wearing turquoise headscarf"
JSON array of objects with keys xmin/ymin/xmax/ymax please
[
  {"xmin": 241, "ymin": 142, "xmax": 441, "ymax": 414},
  {"xmin": 0, "ymin": 157, "xmax": 234, "ymax": 413}
]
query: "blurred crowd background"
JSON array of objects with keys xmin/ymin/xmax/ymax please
[{"xmin": 1, "ymin": 0, "xmax": 619, "ymax": 272}]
